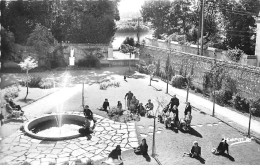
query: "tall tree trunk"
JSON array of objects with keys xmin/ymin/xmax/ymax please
[
  {"xmin": 149, "ymin": 75, "xmax": 152, "ymax": 86},
  {"xmin": 186, "ymin": 79, "xmax": 190, "ymax": 102},
  {"xmin": 166, "ymin": 74, "xmax": 169, "ymax": 94},
  {"xmin": 24, "ymin": 70, "xmax": 29, "ymax": 100}
]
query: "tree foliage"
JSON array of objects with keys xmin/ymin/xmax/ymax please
[
  {"xmin": 141, "ymin": 0, "xmax": 260, "ymax": 54},
  {"xmin": 2, "ymin": 0, "xmax": 120, "ymax": 44}
]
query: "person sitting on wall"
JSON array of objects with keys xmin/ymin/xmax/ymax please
[
  {"xmin": 8, "ymin": 98, "xmax": 24, "ymax": 112},
  {"xmin": 5, "ymin": 103, "xmax": 24, "ymax": 119},
  {"xmin": 79, "ymin": 118, "xmax": 94, "ymax": 140},
  {"xmin": 83, "ymin": 105, "xmax": 97, "ymax": 124}
]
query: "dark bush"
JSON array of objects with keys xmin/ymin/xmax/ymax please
[
  {"xmin": 78, "ymin": 56, "xmax": 100, "ymax": 68},
  {"xmin": 171, "ymin": 75, "xmax": 186, "ymax": 88},
  {"xmin": 231, "ymin": 94, "xmax": 249, "ymax": 112},
  {"xmin": 212, "ymin": 90, "xmax": 226, "ymax": 106},
  {"xmin": 252, "ymin": 98, "xmax": 260, "ymax": 117}
]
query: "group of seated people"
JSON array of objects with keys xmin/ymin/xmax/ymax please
[
  {"xmin": 5, "ymin": 98, "xmax": 24, "ymax": 119},
  {"xmin": 159, "ymin": 95, "xmax": 192, "ymax": 129}
]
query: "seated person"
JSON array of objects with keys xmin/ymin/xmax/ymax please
[
  {"xmin": 214, "ymin": 139, "xmax": 229, "ymax": 155},
  {"xmin": 145, "ymin": 99, "xmax": 154, "ymax": 117},
  {"xmin": 137, "ymin": 103, "xmax": 146, "ymax": 116},
  {"xmin": 103, "ymin": 145, "xmax": 123, "ymax": 165},
  {"xmin": 83, "ymin": 105, "xmax": 97, "ymax": 124},
  {"xmin": 117, "ymin": 101, "xmax": 123, "ymax": 112},
  {"xmin": 184, "ymin": 141, "xmax": 201, "ymax": 158},
  {"xmin": 134, "ymin": 138, "xmax": 148, "ymax": 155},
  {"xmin": 79, "ymin": 118, "xmax": 94, "ymax": 136},
  {"xmin": 165, "ymin": 110, "xmax": 176, "ymax": 128},
  {"xmin": 101, "ymin": 99, "xmax": 110, "ymax": 112},
  {"xmin": 184, "ymin": 111, "xmax": 192, "ymax": 126},
  {"xmin": 6, "ymin": 103, "xmax": 24, "ymax": 119},
  {"xmin": 8, "ymin": 98, "xmax": 24, "ymax": 112}
]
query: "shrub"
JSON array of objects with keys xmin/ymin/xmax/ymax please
[
  {"xmin": 226, "ymin": 47, "xmax": 244, "ymax": 62},
  {"xmin": 3, "ymin": 84, "xmax": 20, "ymax": 101},
  {"xmin": 212, "ymin": 90, "xmax": 226, "ymax": 106},
  {"xmin": 252, "ymin": 98, "xmax": 260, "ymax": 117},
  {"xmin": 20, "ymin": 76, "xmax": 42, "ymax": 88},
  {"xmin": 39, "ymin": 79, "xmax": 54, "ymax": 89},
  {"xmin": 231, "ymin": 93, "xmax": 249, "ymax": 112},
  {"xmin": 171, "ymin": 75, "xmax": 186, "ymax": 88},
  {"xmin": 78, "ymin": 56, "xmax": 100, "ymax": 68}
]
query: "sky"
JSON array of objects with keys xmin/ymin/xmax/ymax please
[{"xmin": 118, "ymin": 0, "xmax": 147, "ymax": 19}]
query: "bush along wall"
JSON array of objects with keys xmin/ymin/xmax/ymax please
[{"xmin": 139, "ymin": 45, "xmax": 260, "ymax": 117}]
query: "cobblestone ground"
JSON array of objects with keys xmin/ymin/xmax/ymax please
[{"xmin": 0, "ymin": 111, "xmax": 139, "ymax": 165}]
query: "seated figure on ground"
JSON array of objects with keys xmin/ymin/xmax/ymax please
[
  {"xmin": 117, "ymin": 101, "xmax": 123, "ymax": 112},
  {"xmin": 137, "ymin": 103, "xmax": 146, "ymax": 116},
  {"xmin": 165, "ymin": 110, "xmax": 176, "ymax": 128},
  {"xmin": 145, "ymin": 99, "xmax": 154, "ymax": 117},
  {"xmin": 213, "ymin": 138, "xmax": 229, "ymax": 155},
  {"xmin": 101, "ymin": 99, "xmax": 110, "ymax": 112},
  {"xmin": 5, "ymin": 103, "xmax": 24, "ymax": 119},
  {"xmin": 79, "ymin": 118, "xmax": 93, "ymax": 135},
  {"xmin": 184, "ymin": 141, "xmax": 201, "ymax": 158},
  {"xmin": 134, "ymin": 138, "xmax": 148, "ymax": 155},
  {"xmin": 103, "ymin": 145, "xmax": 123, "ymax": 165}
]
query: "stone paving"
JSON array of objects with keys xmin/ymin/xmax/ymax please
[{"xmin": 0, "ymin": 111, "xmax": 139, "ymax": 165}]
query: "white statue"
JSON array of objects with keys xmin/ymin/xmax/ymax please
[{"xmin": 70, "ymin": 48, "xmax": 74, "ymax": 58}]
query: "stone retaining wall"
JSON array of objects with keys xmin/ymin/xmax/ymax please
[{"xmin": 140, "ymin": 45, "xmax": 260, "ymax": 99}]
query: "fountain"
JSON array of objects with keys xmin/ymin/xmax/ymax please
[{"xmin": 24, "ymin": 114, "xmax": 85, "ymax": 140}]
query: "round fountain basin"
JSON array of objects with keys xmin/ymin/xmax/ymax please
[{"xmin": 24, "ymin": 114, "xmax": 86, "ymax": 141}]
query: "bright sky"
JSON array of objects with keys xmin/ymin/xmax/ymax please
[{"xmin": 118, "ymin": 0, "xmax": 147, "ymax": 18}]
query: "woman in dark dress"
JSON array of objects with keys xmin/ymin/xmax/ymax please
[
  {"xmin": 108, "ymin": 145, "xmax": 122, "ymax": 161},
  {"xmin": 134, "ymin": 138, "xmax": 148, "ymax": 155}
]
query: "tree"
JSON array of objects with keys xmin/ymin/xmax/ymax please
[
  {"xmin": 218, "ymin": 0, "xmax": 260, "ymax": 54},
  {"xmin": 18, "ymin": 57, "xmax": 38, "ymax": 100},
  {"xmin": 2, "ymin": 0, "xmax": 120, "ymax": 44},
  {"xmin": 165, "ymin": 54, "xmax": 171, "ymax": 93},
  {"xmin": 1, "ymin": 27, "xmax": 15, "ymax": 61},
  {"xmin": 147, "ymin": 64, "xmax": 156, "ymax": 86},
  {"xmin": 141, "ymin": 0, "xmax": 171, "ymax": 38},
  {"xmin": 27, "ymin": 24, "xmax": 56, "ymax": 67}
]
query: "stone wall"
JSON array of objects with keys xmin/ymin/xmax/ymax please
[
  {"xmin": 140, "ymin": 45, "xmax": 260, "ymax": 99},
  {"xmin": 62, "ymin": 43, "xmax": 109, "ymax": 65},
  {"xmin": 144, "ymin": 37, "xmax": 258, "ymax": 67}
]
